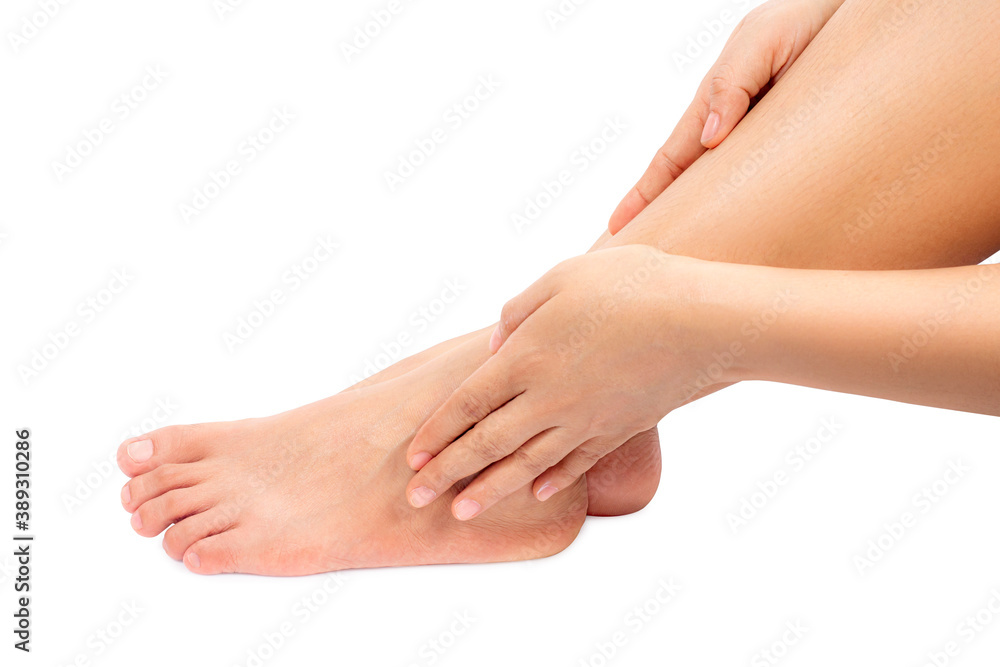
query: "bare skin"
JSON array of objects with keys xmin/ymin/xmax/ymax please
[
  {"xmin": 608, "ymin": 0, "xmax": 847, "ymax": 227},
  {"xmin": 404, "ymin": 251, "xmax": 1000, "ymax": 520},
  {"xmin": 119, "ymin": 339, "xmax": 588, "ymax": 575},
  {"xmin": 120, "ymin": 0, "xmax": 1000, "ymax": 573},
  {"xmin": 336, "ymin": 325, "xmax": 663, "ymax": 518},
  {"xmin": 402, "ymin": 0, "xmax": 1000, "ymax": 516}
]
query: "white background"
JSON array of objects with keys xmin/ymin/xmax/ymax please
[{"xmin": 3, "ymin": 0, "xmax": 1000, "ymax": 665}]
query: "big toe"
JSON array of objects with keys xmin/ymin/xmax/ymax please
[{"xmin": 116, "ymin": 424, "xmax": 208, "ymax": 477}]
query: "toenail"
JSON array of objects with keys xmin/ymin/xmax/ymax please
[
  {"xmin": 409, "ymin": 487, "xmax": 437, "ymax": 508},
  {"xmin": 536, "ymin": 484, "xmax": 559, "ymax": 502},
  {"xmin": 454, "ymin": 499, "xmax": 481, "ymax": 521},
  {"xmin": 121, "ymin": 484, "xmax": 131, "ymax": 505},
  {"xmin": 187, "ymin": 552, "xmax": 201, "ymax": 569},
  {"xmin": 409, "ymin": 452, "xmax": 432, "ymax": 470},
  {"xmin": 127, "ymin": 439, "xmax": 153, "ymax": 463},
  {"xmin": 131, "ymin": 513, "xmax": 143, "ymax": 531}
]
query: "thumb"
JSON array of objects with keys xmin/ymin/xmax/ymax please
[
  {"xmin": 699, "ymin": 50, "xmax": 776, "ymax": 149},
  {"xmin": 489, "ymin": 273, "xmax": 559, "ymax": 353}
]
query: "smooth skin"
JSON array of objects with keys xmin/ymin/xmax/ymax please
[
  {"xmin": 119, "ymin": 0, "xmax": 1000, "ymax": 573},
  {"xmin": 403, "ymin": 0, "xmax": 848, "ymax": 515},
  {"xmin": 406, "ymin": 0, "xmax": 1000, "ymax": 520},
  {"xmin": 607, "ymin": 0, "xmax": 846, "ymax": 234},
  {"xmin": 408, "ymin": 247, "xmax": 1000, "ymax": 517}
]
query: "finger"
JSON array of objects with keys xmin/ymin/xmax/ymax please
[
  {"xmin": 608, "ymin": 97, "xmax": 710, "ymax": 235},
  {"xmin": 406, "ymin": 357, "xmax": 519, "ymax": 470},
  {"xmin": 450, "ymin": 428, "xmax": 576, "ymax": 521},
  {"xmin": 699, "ymin": 48, "xmax": 775, "ymax": 149},
  {"xmin": 405, "ymin": 398, "xmax": 546, "ymax": 509},
  {"xmin": 490, "ymin": 270, "xmax": 562, "ymax": 353},
  {"xmin": 532, "ymin": 436, "xmax": 618, "ymax": 502}
]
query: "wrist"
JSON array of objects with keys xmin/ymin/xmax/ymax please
[{"xmin": 668, "ymin": 258, "xmax": 780, "ymax": 385}]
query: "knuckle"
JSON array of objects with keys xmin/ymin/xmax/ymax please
[
  {"xmin": 154, "ymin": 463, "xmax": 181, "ymax": 487},
  {"xmin": 457, "ymin": 392, "xmax": 490, "ymax": 422},
  {"xmin": 710, "ymin": 62, "xmax": 738, "ymax": 95},
  {"xmin": 577, "ymin": 445, "xmax": 606, "ymax": 467},
  {"xmin": 207, "ymin": 510, "xmax": 234, "ymax": 534},
  {"xmin": 564, "ymin": 445, "xmax": 605, "ymax": 475},
  {"xmin": 134, "ymin": 467, "xmax": 164, "ymax": 498},
  {"xmin": 512, "ymin": 447, "xmax": 548, "ymax": 477},
  {"xmin": 586, "ymin": 414, "xmax": 608, "ymax": 433},
  {"xmin": 470, "ymin": 434, "xmax": 510, "ymax": 464},
  {"xmin": 480, "ymin": 478, "xmax": 518, "ymax": 504},
  {"xmin": 425, "ymin": 458, "xmax": 464, "ymax": 489},
  {"xmin": 128, "ymin": 474, "xmax": 149, "ymax": 500},
  {"xmin": 513, "ymin": 347, "xmax": 547, "ymax": 375},
  {"xmin": 552, "ymin": 464, "xmax": 586, "ymax": 484},
  {"xmin": 499, "ymin": 301, "xmax": 517, "ymax": 335},
  {"xmin": 156, "ymin": 494, "xmax": 178, "ymax": 521},
  {"xmin": 655, "ymin": 145, "xmax": 685, "ymax": 181}
]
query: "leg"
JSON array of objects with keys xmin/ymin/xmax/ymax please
[
  {"xmin": 605, "ymin": 0, "xmax": 1000, "ymax": 265},
  {"xmin": 360, "ymin": 0, "xmax": 1000, "ymax": 518},
  {"xmin": 596, "ymin": 0, "xmax": 1000, "ymax": 406},
  {"xmin": 119, "ymin": 0, "xmax": 1000, "ymax": 574}
]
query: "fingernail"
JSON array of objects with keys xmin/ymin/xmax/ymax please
[
  {"xmin": 454, "ymin": 499, "xmax": 481, "ymax": 521},
  {"xmin": 187, "ymin": 552, "xmax": 201, "ymax": 569},
  {"xmin": 121, "ymin": 483, "xmax": 131, "ymax": 505},
  {"xmin": 127, "ymin": 439, "xmax": 153, "ymax": 463},
  {"xmin": 701, "ymin": 111, "xmax": 721, "ymax": 145},
  {"xmin": 131, "ymin": 513, "xmax": 143, "ymax": 531},
  {"xmin": 489, "ymin": 326, "xmax": 502, "ymax": 353},
  {"xmin": 409, "ymin": 487, "xmax": 437, "ymax": 508},
  {"xmin": 537, "ymin": 483, "xmax": 559, "ymax": 502},
  {"xmin": 409, "ymin": 452, "xmax": 432, "ymax": 470}
]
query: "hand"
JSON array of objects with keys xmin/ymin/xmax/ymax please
[
  {"xmin": 404, "ymin": 247, "xmax": 734, "ymax": 520},
  {"xmin": 608, "ymin": 0, "xmax": 844, "ymax": 234}
]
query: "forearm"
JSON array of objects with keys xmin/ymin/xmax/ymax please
[
  {"xmin": 696, "ymin": 260, "xmax": 1000, "ymax": 415},
  {"xmin": 391, "ymin": 0, "xmax": 1000, "ymax": 409}
]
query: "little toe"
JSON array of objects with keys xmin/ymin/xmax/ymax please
[
  {"xmin": 130, "ymin": 487, "xmax": 215, "ymax": 538},
  {"xmin": 162, "ymin": 507, "xmax": 237, "ymax": 561},
  {"xmin": 116, "ymin": 424, "xmax": 208, "ymax": 477},
  {"xmin": 122, "ymin": 463, "xmax": 204, "ymax": 513}
]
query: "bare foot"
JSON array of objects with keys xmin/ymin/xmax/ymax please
[
  {"xmin": 585, "ymin": 428, "xmax": 661, "ymax": 517},
  {"xmin": 344, "ymin": 332, "xmax": 663, "ymax": 517},
  {"xmin": 117, "ymin": 371, "xmax": 588, "ymax": 575}
]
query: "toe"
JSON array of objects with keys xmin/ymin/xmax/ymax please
[
  {"xmin": 122, "ymin": 463, "xmax": 204, "ymax": 513},
  {"xmin": 131, "ymin": 487, "xmax": 215, "ymax": 538},
  {"xmin": 162, "ymin": 508, "xmax": 236, "ymax": 561},
  {"xmin": 116, "ymin": 424, "xmax": 207, "ymax": 477},
  {"xmin": 184, "ymin": 531, "xmax": 242, "ymax": 575}
]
